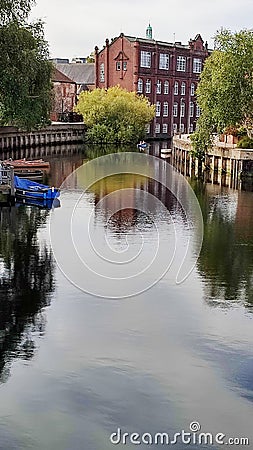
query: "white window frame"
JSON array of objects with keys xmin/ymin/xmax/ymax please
[
  {"xmin": 177, "ymin": 56, "xmax": 186, "ymax": 72},
  {"xmin": 164, "ymin": 81, "xmax": 169, "ymax": 95},
  {"xmin": 140, "ymin": 51, "xmax": 151, "ymax": 68},
  {"xmin": 193, "ymin": 58, "xmax": 202, "ymax": 73},
  {"xmin": 156, "ymin": 80, "xmax": 161, "ymax": 94},
  {"xmin": 163, "ymin": 102, "xmax": 168, "ymax": 117},
  {"xmin": 196, "ymin": 105, "xmax": 201, "ymax": 117},
  {"xmin": 159, "ymin": 53, "xmax": 169, "ymax": 70},
  {"xmin": 189, "ymin": 124, "xmax": 194, "ymax": 133},
  {"xmin": 190, "ymin": 83, "xmax": 195, "ymax": 96},
  {"xmin": 173, "ymin": 103, "xmax": 178, "ymax": 117},
  {"xmin": 181, "ymin": 82, "xmax": 186, "ymax": 96},
  {"xmin": 173, "ymin": 123, "xmax": 177, "ymax": 133},
  {"xmin": 162, "ymin": 123, "xmax": 168, "ymax": 134},
  {"xmin": 155, "ymin": 123, "xmax": 160, "ymax": 134},
  {"xmin": 100, "ymin": 63, "xmax": 105, "ymax": 82},
  {"xmin": 146, "ymin": 124, "xmax": 150, "ymax": 134},
  {"xmin": 174, "ymin": 81, "xmax": 178, "ymax": 95},
  {"xmin": 116, "ymin": 61, "xmax": 121, "ymax": 71},
  {"xmin": 180, "ymin": 101, "xmax": 185, "ymax": 118},
  {"xmin": 190, "ymin": 102, "xmax": 194, "ymax": 118},
  {"xmin": 180, "ymin": 123, "xmax": 184, "ymax": 133},
  {"xmin": 123, "ymin": 61, "xmax": 127, "ymax": 71},
  {"xmin": 137, "ymin": 78, "xmax": 143, "ymax": 93},
  {"xmin": 156, "ymin": 101, "xmax": 161, "ymax": 117},
  {"xmin": 145, "ymin": 79, "xmax": 151, "ymax": 94}
]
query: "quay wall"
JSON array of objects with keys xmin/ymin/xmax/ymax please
[
  {"xmin": 173, "ymin": 135, "xmax": 253, "ymax": 177},
  {"xmin": 0, "ymin": 123, "xmax": 85, "ymax": 153}
]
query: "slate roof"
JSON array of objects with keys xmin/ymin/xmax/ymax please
[
  {"xmin": 52, "ymin": 67, "xmax": 76, "ymax": 84},
  {"xmin": 55, "ymin": 63, "xmax": 95, "ymax": 85}
]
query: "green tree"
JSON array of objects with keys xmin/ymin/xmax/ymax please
[
  {"xmin": 75, "ymin": 85, "xmax": 155, "ymax": 143},
  {"xmin": 0, "ymin": 0, "xmax": 35, "ymax": 24},
  {"xmin": 0, "ymin": 0, "xmax": 53, "ymax": 130},
  {"xmin": 191, "ymin": 29, "xmax": 253, "ymax": 156}
]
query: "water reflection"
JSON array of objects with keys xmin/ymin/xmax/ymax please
[
  {"xmin": 191, "ymin": 180, "xmax": 253, "ymax": 309},
  {"xmin": 0, "ymin": 205, "xmax": 55, "ymax": 383}
]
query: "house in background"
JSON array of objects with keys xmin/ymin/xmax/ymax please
[
  {"xmin": 95, "ymin": 25, "xmax": 211, "ymax": 138},
  {"xmin": 55, "ymin": 63, "xmax": 95, "ymax": 95},
  {"xmin": 51, "ymin": 67, "xmax": 77, "ymax": 122}
]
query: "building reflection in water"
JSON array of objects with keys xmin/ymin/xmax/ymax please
[{"xmin": 0, "ymin": 205, "xmax": 55, "ymax": 383}]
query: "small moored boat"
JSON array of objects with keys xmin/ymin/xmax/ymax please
[
  {"xmin": 14, "ymin": 176, "xmax": 60, "ymax": 201},
  {"xmin": 4, "ymin": 158, "xmax": 50, "ymax": 169},
  {"xmin": 160, "ymin": 148, "xmax": 172, "ymax": 154}
]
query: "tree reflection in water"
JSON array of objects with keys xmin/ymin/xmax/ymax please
[
  {"xmin": 0, "ymin": 205, "xmax": 55, "ymax": 383},
  {"xmin": 192, "ymin": 180, "xmax": 253, "ymax": 309}
]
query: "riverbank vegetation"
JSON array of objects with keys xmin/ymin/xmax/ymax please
[
  {"xmin": 0, "ymin": 0, "xmax": 52, "ymax": 130},
  {"xmin": 75, "ymin": 86, "xmax": 155, "ymax": 144},
  {"xmin": 191, "ymin": 29, "xmax": 253, "ymax": 156}
]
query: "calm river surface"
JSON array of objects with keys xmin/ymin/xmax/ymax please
[{"xmin": 0, "ymin": 144, "xmax": 253, "ymax": 449}]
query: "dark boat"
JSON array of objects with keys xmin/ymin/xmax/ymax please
[
  {"xmin": 13, "ymin": 169, "xmax": 44, "ymax": 180},
  {"xmin": 14, "ymin": 176, "xmax": 60, "ymax": 201}
]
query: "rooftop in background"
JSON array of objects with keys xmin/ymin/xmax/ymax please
[
  {"xmin": 52, "ymin": 67, "xmax": 76, "ymax": 84},
  {"xmin": 55, "ymin": 63, "xmax": 95, "ymax": 86}
]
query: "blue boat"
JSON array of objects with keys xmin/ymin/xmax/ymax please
[
  {"xmin": 16, "ymin": 197, "xmax": 61, "ymax": 209},
  {"xmin": 137, "ymin": 141, "xmax": 148, "ymax": 149},
  {"xmin": 14, "ymin": 176, "xmax": 60, "ymax": 201}
]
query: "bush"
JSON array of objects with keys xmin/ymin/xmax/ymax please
[{"xmin": 237, "ymin": 136, "xmax": 253, "ymax": 148}]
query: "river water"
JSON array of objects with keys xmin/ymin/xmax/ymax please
[{"xmin": 0, "ymin": 144, "xmax": 252, "ymax": 449}]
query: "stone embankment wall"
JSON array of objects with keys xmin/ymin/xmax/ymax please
[{"xmin": 0, "ymin": 123, "xmax": 85, "ymax": 152}]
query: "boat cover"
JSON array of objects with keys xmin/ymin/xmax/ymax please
[{"xmin": 14, "ymin": 176, "xmax": 51, "ymax": 191}]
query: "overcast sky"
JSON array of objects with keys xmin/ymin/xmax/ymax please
[{"xmin": 30, "ymin": 0, "xmax": 253, "ymax": 60}]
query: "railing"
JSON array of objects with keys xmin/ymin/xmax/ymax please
[{"xmin": 0, "ymin": 165, "xmax": 14, "ymax": 195}]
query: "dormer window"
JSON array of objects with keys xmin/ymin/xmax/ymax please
[{"xmin": 116, "ymin": 62, "xmax": 121, "ymax": 71}]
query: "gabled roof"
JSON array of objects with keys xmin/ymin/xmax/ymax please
[
  {"xmin": 52, "ymin": 67, "xmax": 75, "ymax": 83},
  {"xmin": 55, "ymin": 63, "xmax": 95, "ymax": 85}
]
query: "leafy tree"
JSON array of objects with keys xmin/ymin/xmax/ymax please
[
  {"xmin": 191, "ymin": 29, "xmax": 253, "ymax": 156},
  {"xmin": 0, "ymin": 0, "xmax": 53, "ymax": 130},
  {"xmin": 75, "ymin": 85, "xmax": 155, "ymax": 143},
  {"xmin": 0, "ymin": 0, "xmax": 35, "ymax": 24}
]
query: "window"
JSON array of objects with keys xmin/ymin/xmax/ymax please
[
  {"xmin": 140, "ymin": 51, "xmax": 151, "ymax": 68},
  {"xmin": 193, "ymin": 58, "xmax": 202, "ymax": 73},
  {"xmin": 173, "ymin": 103, "xmax": 178, "ymax": 117},
  {"xmin": 123, "ymin": 61, "xmax": 127, "ymax": 71},
  {"xmin": 174, "ymin": 81, "xmax": 178, "ymax": 95},
  {"xmin": 145, "ymin": 79, "xmax": 151, "ymax": 94},
  {"xmin": 180, "ymin": 123, "xmax": 184, "ymax": 133},
  {"xmin": 177, "ymin": 56, "xmax": 186, "ymax": 71},
  {"xmin": 156, "ymin": 101, "xmax": 161, "ymax": 117},
  {"xmin": 180, "ymin": 101, "xmax": 185, "ymax": 117},
  {"xmin": 164, "ymin": 81, "xmax": 169, "ymax": 94},
  {"xmin": 190, "ymin": 83, "xmax": 195, "ymax": 96},
  {"xmin": 156, "ymin": 80, "xmax": 161, "ymax": 94},
  {"xmin": 116, "ymin": 62, "xmax": 121, "ymax": 71},
  {"xmin": 146, "ymin": 124, "xmax": 150, "ymax": 134},
  {"xmin": 159, "ymin": 53, "xmax": 169, "ymax": 69},
  {"xmin": 100, "ymin": 63, "xmax": 105, "ymax": 82},
  {"xmin": 190, "ymin": 102, "xmax": 194, "ymax": 117},
  {"xmin": 196, "ymin": 105, "xmax": 201, "ymax": 117},
  {"xmin": 137, "ymin": 78, "xmax": 143, "ymax": 93},
  {"xmin": 173, "ymin": 123, "xmax": 177, "ymax": 133},
  {"xmin": 155, "ymin": 123, "xmax": 160, "ymax": 133},
  {"xmin": 181, "ymin": 82, "xmax": 186, "ymax": 96},
  {"xmin": 189, "ymin": 124, "xmax": 194, "ymax": 133},
  {"xmin": 163, "ymin": 102, "xmax": 168, "ymax": 117},
  {"xmin": 162, "ymin": 123, "xmax": 168, "ymax": 134}
]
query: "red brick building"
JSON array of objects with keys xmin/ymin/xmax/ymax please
[
  {"xmin": 51, "ymin": 68, "xmax": 77, "ymax": 121},
  {"xmin": 95, "ymin": 26, "xmax": 210, "ymax": 138}
]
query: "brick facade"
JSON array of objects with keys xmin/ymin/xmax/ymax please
[{"xmin": 95, "ymin": 30, "xmax": 210, "ymax": 138}]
